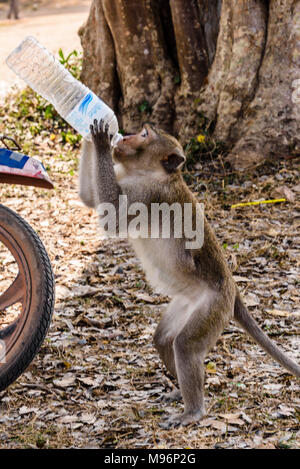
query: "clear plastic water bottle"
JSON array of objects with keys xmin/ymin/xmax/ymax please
[{"xmin": 6, "ymin": 36, "xmax": 122, "ymax": 145}]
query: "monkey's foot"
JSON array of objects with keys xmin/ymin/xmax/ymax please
[
  {"xmin": 162, "ymin": 388, "xmax": 182, "ymax": 403},
  {"xmin": 159, "ymin": 408, "xmax": 206, "ymax": 429}
]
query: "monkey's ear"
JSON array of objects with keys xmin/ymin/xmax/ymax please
[{"xmin": 161, "ymin": 152, "xmax": 186, "ymax": 173}]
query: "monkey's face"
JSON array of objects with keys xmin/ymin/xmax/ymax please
[
  {"xmin": 112, "ymin": 124, "xmax": 186, "ymax": 175},
  {"xmin": 113, "ymin": 125, "xmax": 157, "ymax": 160}
]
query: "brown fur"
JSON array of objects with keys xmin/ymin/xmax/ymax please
[{"xmin": 79, "ymin": 120, "xmax": 300, "ymax": 427}]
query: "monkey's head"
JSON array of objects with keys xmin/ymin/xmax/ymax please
[{"xmin": 112, "ymin": 124, "xmax": 186, "ymax": 175}]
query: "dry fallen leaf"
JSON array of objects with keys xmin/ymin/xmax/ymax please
[
  {"xmin": 58, "ymin": 415, "xmax": 78, "ymax": 424},
  {"xmin": 271, "ymin": 185, "xmax": 295, "ymax": 202},
  {"xmin": 200, "ymin": 419, "xmax": 238, "ymax": 433},
  {"xmin": 134, "ymin": 292, "xmax": 156, "ymax": 303},
  {"xmin": 266, "ymin": 309, "xmax": 290, "ymax": 317},
  {"xmin": 277, "ymin": 405, "xmax": 295, "ymax": 417},
  {"xmin": 53, "ymin": 375, "xmax": 76, "ymax": 388},
  {"xmin": 232, "ymin": 275, "xmax": 250, "ymax": 283},
  {"xmin": 19, "ymin": 406, "xmax": 38, "ymax": 415},
  {"xmin": 80, "ymin": 413, "xmax": 97, "ymax": 424},
  {"xmin": 1, "ymin": 80, "xmax": 299, "ymax": 449},
  {"xmin": 77, "ymin": 377, "xmax": 98, "ymax": 387},
  {"xmin": 219, "ymin": 413, "xmax": 245, "ymax": 426},
  {"xmin": 244, "ymin": 293, "xmax": 260, "ymax": 307}
]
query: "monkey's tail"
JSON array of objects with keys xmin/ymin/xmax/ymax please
[{"xmin": 234, "ymin": 293, "xmax": 300, "ymax": 378}]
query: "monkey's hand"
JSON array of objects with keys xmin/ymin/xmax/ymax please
[
  {"xmin": 89, "ymin": 118, "xmax": 121, "ymax": 211},
  {"xmin": 90, "ymin": 119, "xmax": 112, "ymax": 157}
]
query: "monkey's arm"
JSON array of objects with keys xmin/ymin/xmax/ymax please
[{"xmin": 90, "ymin": 119, "xmax": 122, "ymax": 212}]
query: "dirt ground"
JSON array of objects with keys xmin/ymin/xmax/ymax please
[
  {"xmin": 0, "ymin": 0, "xmax": 90, "ymax": 98},
  {"xmin": 0, "ymin": 82, "xmax": 299, "ymax": 447},
  {"xmin": 0, "ymin": 1, "xmax": 299, "ymax": 450}
]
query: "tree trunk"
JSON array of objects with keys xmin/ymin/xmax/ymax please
[{"xmin": 79, "ymin": 0, "xmax": 300, "ymax": 170}]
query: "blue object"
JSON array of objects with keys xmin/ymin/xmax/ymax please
[{"xmin": 0, "ymin": 149, "xmax": 29, "ymax": 169}]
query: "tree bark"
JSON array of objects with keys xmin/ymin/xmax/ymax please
[
  {"xmin": 79, "ymin": 0, "xmax": 119, "ymax": 110},
  {"xmin": 79, "ymin": 0, "xmax": 300, "ymax": 171},
  {"xmin": 199, "ymin": 0, "xmax": 300, "ymax": 169},
  {"xmin": 228, "ymin": 0, "xmax": 300, "ymax": 169}
]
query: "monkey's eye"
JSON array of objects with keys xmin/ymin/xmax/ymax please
[{"xmin": 141, "ymin": 128, "xmax": 148, "ymax": 138}]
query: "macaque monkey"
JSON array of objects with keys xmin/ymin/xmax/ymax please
[{"xmin": 79, "ymin": 119, "xmax": 300, "ymax": 427}]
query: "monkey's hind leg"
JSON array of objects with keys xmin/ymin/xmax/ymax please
[
  {"xmin": 154, "ymin": 300, "xmax": 179, "ymax": 380},
  {"xmin": 164, "ymin": 291, "xmax": 234, "ymax": 428},
  {"xmin": 154, "ymin": 321, "xmax": 182, "ymax": 403},
  {"xmin": 154, "ymin": 297, "xmax": 190, "ymax": 402}
]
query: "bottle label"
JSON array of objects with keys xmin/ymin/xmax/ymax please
[{"xmin": 65, "ymin": 91, "xmax": 112, "ymax": 137}]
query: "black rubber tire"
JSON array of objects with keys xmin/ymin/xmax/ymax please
[{"xmin": 0, "ymin": 204, "xmax": 55, "ymax": 392}]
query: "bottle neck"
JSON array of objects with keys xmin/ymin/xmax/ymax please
[{"xmin": 111, "ymin": 133, "xmax": 123, "ymax": 147}]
